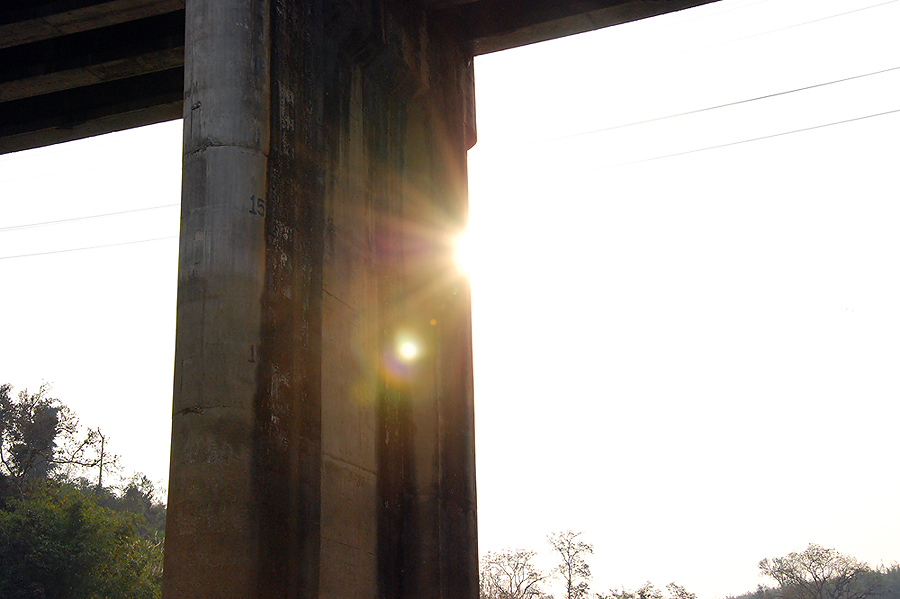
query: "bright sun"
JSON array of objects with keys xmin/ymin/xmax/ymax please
[{"xmin": 453, "ymin": 228, "xmax": 477, "ymax": 278}]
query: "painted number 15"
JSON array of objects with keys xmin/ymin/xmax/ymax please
[{"xmin": 249, "ymin": 195, "xmax": 266, "ymax": 217}]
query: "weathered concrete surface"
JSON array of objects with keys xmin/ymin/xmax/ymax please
[
  {"xmin": 161, "ymin": 1, "xmax": 269, "ymax": 596},
  {"xmin": 0, "ymin": 0, "xmax": 721, "ymax": 154},
  {"xmin": 163, "ymin": 1, "xmax": 478, "ymax": 597}
]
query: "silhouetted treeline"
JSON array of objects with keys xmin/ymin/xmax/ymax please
[
  {"xmin": 728, "ymin": 563, "xmax": 900, "ymax": 599},
  {"xmin": 481, "ymin": 536, "xmax": 900, "ymax": 599}
]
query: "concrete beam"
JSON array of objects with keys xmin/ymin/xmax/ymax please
[
  {"xmin": 0, "ymin": 67, "xmax": 182, "ymax": 154},
  {"xmin": 434, "ymin": 0, "xmax": 722, "ymax": 54},
  {"xmin": 0, "ymin": 5, "xmax": 184, "ymax": 155},
  {"xmin": 0, "ymin": 0, "xmax": 184, "ymax": 48},
  {"xmin": 0, "ymin": 11, "xmax": 184, "ymax": 102},
  {"xmin": 0, "ymin": 0, "xmax": 723, "ymax": 155}
]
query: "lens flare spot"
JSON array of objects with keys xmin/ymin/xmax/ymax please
[{"xmin": 398, "ymin": 341, "xmax": 419, "ymax": 362}]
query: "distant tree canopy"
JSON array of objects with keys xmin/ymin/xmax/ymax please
[
  {"xmin": 728, "ymin": 547, "xmax": 900, "ymax": 599},
  {"xmin": 598, "ymin": 581, "xmax": 698, "ymax": 599},
  {"xmin": 479, "ymin": 537, "xmax": 900, "ymax": 599},
  {"xmin": 0, "ymin": 383, "xmax": 165, "ymax": 599},
  {"xmin": 759, "ymin": 544, "xmax": 881, "ymax": 599}
]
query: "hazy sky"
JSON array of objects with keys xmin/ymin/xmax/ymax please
[{"xmin": 1, "ymin": 1, "xmax": 899, "ymax": 598}]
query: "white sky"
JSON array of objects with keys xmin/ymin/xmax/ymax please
[{"xmin": 1, "ymin": 0, "xmax": 899, "ymax": 597}]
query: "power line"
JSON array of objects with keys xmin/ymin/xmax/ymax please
[
  {"xmin": 533, "ymin": 1, "xmax": 900, "ymax": 141},
  {"xmin": 7, "ymin": 110, "xmax": 896, "ymax": 259},
  {"xmin": 0, "ymin": 236, "xmax": 178, "ymax": 261},
  {"xmin": 535, "ymin": 65, "xmax": 900, "ymax": 146},
  {"xmin": 658, "ymin": 0, "xmax": 900, "ymax": 57},
  {"xmin": 0, "ymin": 203, "xmax": 179, "ymax": 232},
  {"xmin": 606, "ymin": 0, "xmax": 896, "ymax": 74},
  {"xmin": 596, "ymin": 107, "xmax": 900, "ymax": 171},
  {"xmin": 652, "ymin": 0, "xmax": 776, "ymax": 30},
  {"xmin": 0, "ymin": 156, "xmax": 180, "ymax": 186},
  {"xmin": 711, "ymin": 0, "xmax": 898, "ymax": 47}
]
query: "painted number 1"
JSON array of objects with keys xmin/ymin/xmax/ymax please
[{"xmin": 249, "ymin": 195, "xmax": 266, "ymax": 217}]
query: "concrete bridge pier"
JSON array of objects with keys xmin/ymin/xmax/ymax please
[
  {"xmin": 162, "ymin": 1, "xmax": 477, "ymax": 597},
  {"xmin": 0, "ymin": 1, "xmax": 725, "ymax": 597}
]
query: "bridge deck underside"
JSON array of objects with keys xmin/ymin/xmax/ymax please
[{"xmin": 0, "ymin": 0, "xmax": 718, "ymax": 155}]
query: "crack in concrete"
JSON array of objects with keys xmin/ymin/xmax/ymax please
[{"xmin": 176, "ymin": 405, "xmax": 229, "ymax": 415}]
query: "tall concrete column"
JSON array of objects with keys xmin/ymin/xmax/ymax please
[
  {"xmin": 163, "ymin": 0, "xmax": 269, "ymax": 597},
  {"xmin": 164, "ymin": 2, "xmax": 477, "ymax": 597}
]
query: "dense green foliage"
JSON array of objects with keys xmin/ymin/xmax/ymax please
[
  {"xmin": 0, "ymin": 481, "xmax": 162, "ymax": 599},
  {"xmin": 0, "ymin": 383, "xmax": 165, "ymax": 598}
]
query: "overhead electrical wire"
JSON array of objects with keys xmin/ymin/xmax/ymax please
[
  {"xmin": 595, "ymin": 107, "xmax": 900, "ymax": 171},
  {"xmin": 2, "ymin": 105, "xmax": 897, "ymax": 260},
  {"xmin": 1, "ymin": 3, "xmax": 895, "ymax": 259},
  {"xmin": 647, "ymin": 0, "xmax": 776, "ymax": 30},
  {"xmin": 3, "ymin": 106, "xmax": 896, "ymax": 261},
  {"xmin": 657, "ymin": 0, "xmax": 900, "ymax": 60},
  {"xmin": 0, "ymin": 236, "xmax": 178, "ymax": 261},
  {"xmin": 532, "ymin": 65, "xmax": 900, "ymax": 146},
  {"xmin": 708, "ymin": 0, "xmax": 898, "ymax": 47},
  {"xmin": 0, "ymin": 203, "xmax": 179, "ymax": 232}
]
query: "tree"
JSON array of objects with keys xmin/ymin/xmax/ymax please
[
  {"xmin": 0, "ymin": 383, "xmax": 116, "ymax": 494},
  {"xmin": 96, "ymin": 473, "xmax": 167, "ymax": 538},
  {"xmin": 0, "ymin": 383, "xmax": 67, "ymax": 482},
  {"xmin": 875, "ymin": 563, "xmax": 900, "ymax": 599},
  {"xmin": 636, "ymin": 583, "xmax": 664, "ymax": 599},
  {"xmin": 666, "ymin": 583, "xmax": 697, "ymax": 599},
  {"xmin": 0, "ymin": 481, "xmax": 162, "ymax": 599},
  {"xmin": 602, "ymin": 587, "xmax": 634, "ymax": 599},
  {"xmin": 549, "ymin": 530, "xmax": 594, "ymax": 599},
  {"xmin": 480, "ymin": 548, "xmax": 549, "ymax": 599},
  {"xmin": 759, "ymin": 544, "xmax": 880, "ymax": 599},
  {"xmin": 0, "ymin": 383, "xmax": 165, "ymax": 597},
  {"xmin": 597, "ymin": 581, "xmax": 695, "ymax": 599}
]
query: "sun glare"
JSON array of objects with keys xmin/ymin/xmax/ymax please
[{"xmin": 453, "ymin": 228, "xmax": 477, "ymax": 278}]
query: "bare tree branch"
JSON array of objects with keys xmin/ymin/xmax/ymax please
[
  {"xmin": 550, "ymin": 530, "xmax": 594, "ymax": 599},
  {"xmin": 481, "ymin": 548, "xmax": 550, "ymax": 599}
]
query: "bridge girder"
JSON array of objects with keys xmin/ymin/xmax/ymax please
[{"xmin": 0, "ymin": 0, "xmax": 719, "ymax": 154}]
